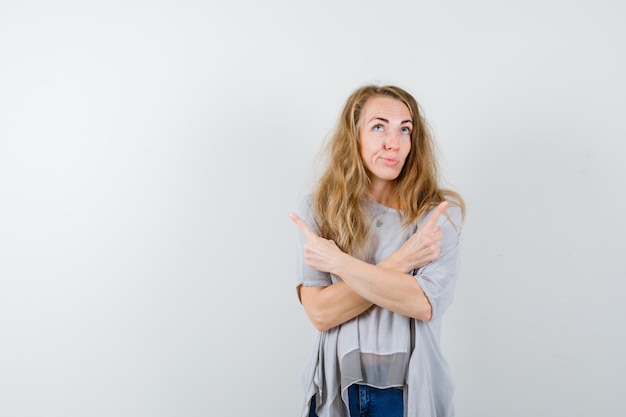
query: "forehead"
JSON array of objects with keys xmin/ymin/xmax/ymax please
[{"xmin": 361, "ymin": 96, "xmax": 412, "ymax": 121}]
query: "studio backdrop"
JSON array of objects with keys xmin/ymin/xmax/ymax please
[{"xmin": 1, "ymin": 1, "xmax": 624, "ymax": 416}]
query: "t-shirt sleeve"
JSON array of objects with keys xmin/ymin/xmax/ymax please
[
  {"xmin": 293, "ymin": 195, "xmax": 333, "ymax": 289},
  {"xmin": 413, "ymin": 204, "xmax": 463, "ymax": 321}
]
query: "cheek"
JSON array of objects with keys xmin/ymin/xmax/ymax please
[
  {"xmin": 357, "ymin": 143, "xmax": 365, "ymax": 161},
  {"xmin": 358, "ymin": 141, "xmax": 374, "ymax": 160},
  {"xmin": 401, "ymin": 141, "xmax": 411, "ymax": 158}
]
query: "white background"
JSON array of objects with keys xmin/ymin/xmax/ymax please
[{"xmin": 1, "ymin": 1, "xmax": 625, "ymax": 416}]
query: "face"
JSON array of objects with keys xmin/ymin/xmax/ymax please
[{"xmin": 357, "ymin": 96, "xmax": 412, "ymax": 188}]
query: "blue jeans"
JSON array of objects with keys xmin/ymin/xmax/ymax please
[{"xmin": 309, "ymin": 384, "xmax": 404, "ymax": 417}]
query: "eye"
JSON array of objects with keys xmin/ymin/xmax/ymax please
[
  {"xmin": 372, "ymin": 124, "xmax": 383, "ymax": 132},
  {"xmin": 401, "ymin": 126, "xmax": 411, "ymax": 135}
]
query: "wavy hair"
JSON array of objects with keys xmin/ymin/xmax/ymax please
[{"xmin": 312, "ymin": 84, "xmax": 465, "ymax": 257}]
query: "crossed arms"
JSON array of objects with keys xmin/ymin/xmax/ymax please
[{"xmin": 290, "ymin": 202, "xmax": 448, "ymax": 332}]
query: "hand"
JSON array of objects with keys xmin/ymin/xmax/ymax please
[
  {"xmin": 289, "ymin": 212, "xmax": 346, "ymax": 274},
  {"xmin": 392, "ymin": 201, "xmax": 448, "ymax": 272}
]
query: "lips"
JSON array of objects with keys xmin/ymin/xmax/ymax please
[{"xmin": 380, "ymin": 156, "xmax": 399, "ymax": 166}]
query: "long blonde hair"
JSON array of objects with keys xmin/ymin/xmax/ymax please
[{"xmin": 312, "ymin": 84, "xmax": 465, "ymax": 257}]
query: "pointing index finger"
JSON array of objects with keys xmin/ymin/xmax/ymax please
[
  {"xmin": 425, "ymin": 201, "xmax": 448, "ymax": 228},
  {"xmin": 289, "ymin": 212, "xmax": 318, "ymax": 237}
]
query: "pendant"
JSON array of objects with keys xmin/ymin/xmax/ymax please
[{"xmin": 376, "ymin": 218, "xmax": 383, "ymax": 227}]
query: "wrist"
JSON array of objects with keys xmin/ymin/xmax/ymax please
[
  {"xmin": 377, "ymin": 252, "xmax": 401, "ymax": 272},
  {"xmin": 332, "ymin": 251, "xmax": 353, "ymax": 276}
]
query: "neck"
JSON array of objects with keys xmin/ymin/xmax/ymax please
[{"xmin": 367, "ymin": 182, "xmax": 396, "ymax": 208}]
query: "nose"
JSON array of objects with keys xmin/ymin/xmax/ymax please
[{"xmin": 385, "ymin": 131, "xmax": 401, "ymax": 150}]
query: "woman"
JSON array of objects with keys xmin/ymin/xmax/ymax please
[{"xmin": 289, "ymin": 84, "xmax": 465, "ymax": 417}]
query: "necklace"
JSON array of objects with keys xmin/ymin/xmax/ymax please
[{"xmin": 375, "ymin": 207, "xmax": 389, "ymax": 227}]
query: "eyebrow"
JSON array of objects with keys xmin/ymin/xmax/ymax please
[{"xmin": 370, "ymin": 117, "xmax": 413, "ymax": 125}]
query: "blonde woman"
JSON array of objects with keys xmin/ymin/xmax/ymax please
[{"xmin": 290, "ymin": 84, "xmax": 465, "ymax": 417}]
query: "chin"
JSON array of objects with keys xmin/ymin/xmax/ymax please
[
  {"xmin": 382, "ymin": 169, "xmax": 403, "ymax": 180},
  {"xmin": 373, "ymin": 173, "xmax": 402, "ymax": 182}
]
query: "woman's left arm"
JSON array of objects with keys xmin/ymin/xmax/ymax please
[{"xmin": 290, "ymin": 205, "xmax": 462, "ymax": 322}]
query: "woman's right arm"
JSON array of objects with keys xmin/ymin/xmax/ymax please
[
  {"xmin": 298, "ymin": 283, "xmax": 372, "ymax": 332},
  {"xmin": 296, "ymin": 207, "xmax": 443, "ymax": 332}
]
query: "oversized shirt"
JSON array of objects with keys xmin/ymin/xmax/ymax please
[{"xmin": 294, "ymin": 195, "xmax": 463, "ymax": 417}]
